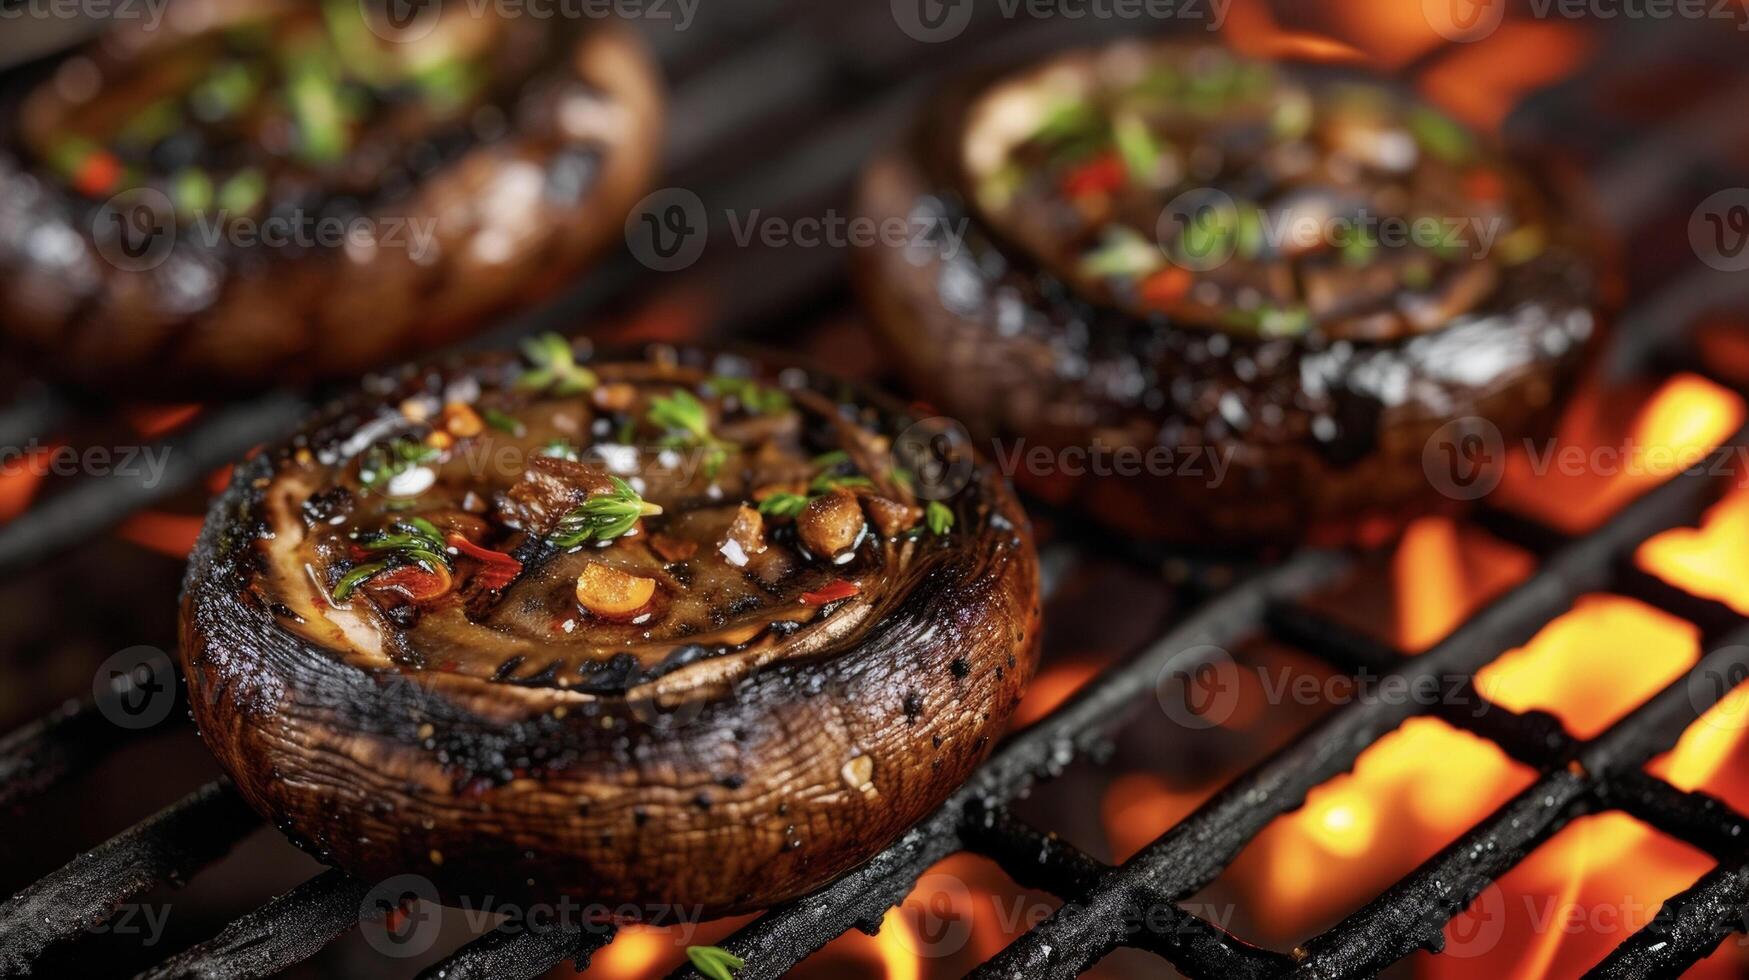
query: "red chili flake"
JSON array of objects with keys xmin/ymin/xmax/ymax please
[
  {"xmin": 801, "ymin": 579, "xmax": 860, "ymax": 605},
  {"xmin": 1060, "ymin": 153, "xmax": 1125, "ymax": 198},
  {"xmin": 1462, "ymin": 168, "xmax": 1505, "ymax": 202},
  {"xmin": 73, "ymin": 150, "xmax": 123, "ymax": 197},
  {"xmin": 446, "ymin": 533, "xmax": 523, "ymax": 591},
  {"xmin": 370, "ymin": 565, "xmax": 452, "ymax": 603},
  {"xmin": 1140, "ymin": 266, "xmax": 1193, "ymax": 309}
]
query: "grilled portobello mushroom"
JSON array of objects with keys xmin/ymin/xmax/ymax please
[
  {"xmin": 0, "ymin": 0, "xmax": 661, "ymax": 396},
  {"xmin": 179, "ymin": 341, "xmax": 1040, "ymax": 915},
  {"xmin": 855, "ymin": 41, "xmax": 1599, "ymax": 546}
]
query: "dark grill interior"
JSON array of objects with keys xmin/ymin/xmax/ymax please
[{"xmin": 4, "ymin": 2, "xmax": 1749, "ymax": 978}]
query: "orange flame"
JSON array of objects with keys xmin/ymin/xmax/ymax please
[
  {"xmin": 123, "ymin": 403, "xmax": 203, "ymax": 439},
  {"xmin": 1392, "ymin": 517, "xmax": 1533, "ymax": 652},
  {"xmin": 115, "ymin": 511, "xmax": 205, "ymax": 559},
  {"xmin": 1637, "ymin": 487, "xmax": 1749, "ymax": 616},
  {"xmin": 1495, "ymin": 375, "xmax": 1743, "ymax": 534},
  {"xmin": 1418, "ymin": 21, "xmax": 1595, "ymax": 130},
  {"xmin": 0, "ymin": 444, "xmax": 56, "ymax": 523},
  {"xmin": 1221, "ymin": 0, "xmax": 1367, "ymax": 64},
  {"xmin": 1223, "ymin": 718, "xmax": 1532, "ymax": 939},
  {"xmin": 1474, "ymin": 595, "xmax": 1697, "ymax": 739}
]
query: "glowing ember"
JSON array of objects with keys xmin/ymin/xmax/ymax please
[
  {"xmin": 1475, "ymin": 595, "xmax": 1697, "ymax": 739},
  {"xmin": 1417, "ymin": 813, "xmax": 1733, "ymax": 978},
  {"xmin": 0, "ymin": 444, "xmax": 55, "ymax": 523},
  {"xmin": 1495, "ymin": 375, "xmax": 1743, "ymax": 534},
  {"xmin": 1220, "ymin": 718, "xmax": 1532, "ymax": 940},
  {"xmin": 1419, "ymin": 22, "xmax": 1595, "ymax": 129},
  {"xmin": 115, "ymin": 511, "xmax": 205, "ymax": 559},
  {"xmin": 1393, "ymin": 517, "xmax": 1534, "ymax": 652},
  {"xmin": 1221, "ymin": 0, "xmax": 1365, "ymax": 63},
  {"xmin": 123, "ymin": 403, "xmax": 202, "ymax": 438},
  {"xmin": 1637, "ymin": 487, "xmax": 1749, "ymax": 615},
  {"xmin": 1011, "ymin": 660, "xmax": 1103, "ymax": 729},
  {"xmin": 1101, "ymin": 773, "xmax": 1216, "ymax": 863}
]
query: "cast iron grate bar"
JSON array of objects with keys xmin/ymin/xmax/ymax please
[
  {"xmin": 136, "ymin": 870, "xmax": 371, "ymax": 980},
  {"xmin": 0, "ymin": 780, "xmax": 259, "ymax": 974},
  {"xmin": 0, "ymin": 699, "xmax": 134, "ymax": 809},
  {"xmin": 415, "ymin": 920, "xmax": 617, "ymax": 980},
  {"xmin": 964, "ymin": 433, "xmax": 1749, "ymax": 978}
]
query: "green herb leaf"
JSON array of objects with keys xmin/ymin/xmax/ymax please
[
  {"xmin": 358, "ymin": 438, "xmax": 439, "ymax": 494},
  {"xmin": 686, "ymin": 946, "xmax": 746, "ymax": 980},
  {"xmin": 649, "ymin": 388, "xmax": 735, "ymax": 480},
  {"xmin": 1406, "ymin": 107, "xmax": 1473, "ymax": 164},
  {"xmin": 757, "ymin": 492, "xmax": 809, "ymax": 519},
  {"xmin": 705, "ymin": 376, "xmax": 791, "ymax": 414},
  {"xmin": 482, "ymin": 408, "xmax": 523, "ymax": 435},
  {"xmin": 809, "ymin": 473, "xmax": 873, "ymax": 495},
  {"xmin": 332, "ymin": 559, "xmax": 393, "ymax": 602},
  {"xmin": 517, "ymin": 333, "xmax": 598, "ymax": 395},
  {"xmin": 1112, "ymin": 112, "xmax": 1163, "ymax": 184},
  {"xmin": 926, "ymin": 500, "xmax": 955, "ymax": 535},
  {"xmin": 551, "ymin": 477, "xmax": 662, "ymax": 548}
]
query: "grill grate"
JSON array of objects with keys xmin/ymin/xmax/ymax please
[{"xmin": 3, "ymin": 3, "xmax": 1749, "ymax": 978}]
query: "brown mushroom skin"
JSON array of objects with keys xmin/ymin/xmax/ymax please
[
  {"xmin": 0, "ymin": 11, "xmax": 663, "ymax": 398},
  {"xmin": 178, "ymin": 352, "xmax": 1040, "ymax": 916},
  {"xmin": 853, "ymin": 48, "xmax": 1601, "ymax": 548}
]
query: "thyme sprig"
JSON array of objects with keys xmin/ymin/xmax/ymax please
[
  {"xmin": 516, "ymin": 333, "xmax": 598, "ymax": 396},
  {"xmin": 358, "ymin": 438, "xmax": 439, "ymax": 494},
  {"xmin": 551, "ymin": 477, "xmax": 663, "ymax": 548},
  {"xmin": 334, "ymin": 517, "xmax": 453, "ymax": 600}
]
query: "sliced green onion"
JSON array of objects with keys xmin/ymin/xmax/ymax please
[
  {"xmin": 217, "ymin": 168, "xmax": 267, "ymax": 215},
  {"xmin": 1407, "ymin": 107, "xmax": 1473, "ymax": 164},
  {"xmin": 1112, "ymin": 113, "xmax": 1164, "ymax": 184},
  {"xmin": 1079, "ymin": 226, "xmax": 1163, "ymax": 279},
  {"xmin": 332, "ymin": 560, "xmax": 392, "ymax": 601},
  {"xmin": 173, "ymin": 168, "xmax": 214, "ymax": 215}
]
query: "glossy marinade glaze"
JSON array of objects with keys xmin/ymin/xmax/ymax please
[
  {"xmin": 180, "ymin": 342, "xmax": 1040, "ymax": 915},
  {"xmin": 0, "ymin": 0, "xmax": 662, "ymax": 395},
  {"xmin": 857, "ymin": 41, "xmax": 1599, "ymax": 546}
]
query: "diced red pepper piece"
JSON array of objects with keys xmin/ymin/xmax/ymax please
[
  {"xmin": 1140, "ymin": 266, "xmax": 1193, "ymax": 309},
  {"xmin": 801, "ymin": 579, "xmax": 860, "ymax": 605},
  {"xmin": 1060, "ymin": 153, "xmax": 1126, "ymax": 198},
  {"xmin": 447, "ymin": 532, "xmax": 523, "ymax": 591},
  {"xmin": 1462, "ymin": 168, "xmax": 1505, "ymax": 203},
  {"xmin": 73, "ymin": 150, "xmax": 124, "ymax": 197},
  {"xmin": 368, "ymin": 564, "xmax": 453, "ymax": 603}
]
